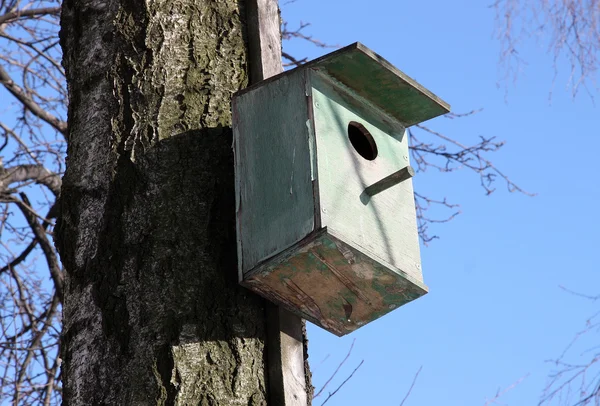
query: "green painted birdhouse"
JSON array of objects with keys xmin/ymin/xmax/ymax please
[{"xmin": 233, "ymin": 43, "xmax": 450, "ymax": 336}]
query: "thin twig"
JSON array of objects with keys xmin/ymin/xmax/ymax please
[
  {"xmin": 313, "ymin": 338, "xmax": 356, "ymax": 399},
  {"xmin": 320, "ymin": 360, "xmax": 364, "ymax": 406},
  {"xmin": 399, "ymin": 366, "xmax": 422, "ymax": 406},
  {"xmin": 484, "ymin": 374, "xmax": 528, "ymax": 405}
]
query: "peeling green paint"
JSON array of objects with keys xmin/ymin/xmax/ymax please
[
  {"xmin": 243, "ymin": 230, "xmax": 427, "ymax": 336},
  {"xmin": 234, "ymin": 44, "xmax": 449, "ymax": 337}
]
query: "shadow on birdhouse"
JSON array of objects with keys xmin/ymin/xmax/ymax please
[{"xmin": 233, "ymin": 43, "xmax": 450, "ymax": 336}]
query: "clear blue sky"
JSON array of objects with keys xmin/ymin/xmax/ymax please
[{"xmin": 282, "ymin": 0, "xmax": 599, "ymax": 405}]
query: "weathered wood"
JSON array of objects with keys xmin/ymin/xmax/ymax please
[
  {"xmin": 313, "ymin": 43, "xmax": 450, "ymax": 126},
  {"xmin": 266, "ymin": 305, "xmax": 308, "ymax": 405},
  {"xmin": 244, "ymin": 1, "xmax": 309, "ymax": 405},
  {"xmin": 246, "ymin": 0, "xmax": 283, "ymax": 82},
  {"xmin": 236, "ymin": 42, "xmax": 451, "ymax": 127},
  {"xmin": 233, "ymin": 70, "xmax": 314, "ymax": 276},
  {"xmin": 234, "ymin": 43, "xmax": 449, "ymax": 337},
  {"xmin": 311, "ymin": 71, "xmax": 423, "ymax": 283},
  {"xmin": 364, "ymin": 165, "xmax": 415, "ymax": 196},
  {"xmin": 243, "ymin": 228, "xmax": 427, "ymax": 336}
]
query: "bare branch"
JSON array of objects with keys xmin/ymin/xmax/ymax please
[
  {"xmin": 399, "ymin": 366, "xmax": 422, "ymax": 406},
  {"xmin": 282, "ymin": 51, "xmax": 308, "ymax": 67},
  {"xmin": 493, "ymin": 0, "xmax": 600, "ymax": 96},
  {"xmin": 0, "ymin": 7, "xmax": 61, "ymax": 25},
  {"xmin": 559, "ymin": 286, "xmax": 600, "ymax": 301},
  {"xmin": 313, "ymin": 338, "xmax": 357, "ymax": 399},
  {"xmin": 319, "ymin": 360, "xmax": 364, "ymax": 406},
  {"xmin": 540, "ymin": 290, "xmax": 600, "ymax": 405},
  {"xmin": 281, "ymin": 21, "xmax": 337, "ymax": 49},
  {"xmin": 14, "ymin": 193, "xmax": 62, "ymax": 301},
  {"xmin": 414, "ymin": 192, "xmax": 461, "ymax": 244},
  {"xmin": 407, "ymin": 115, "xmax": 533, "ymax": 242},
  {"xmin": 0, "ymin": 64, "xmax": 66, "ymax": 135},
  {"xmin": 484, "ymin": 375, "xmax": 528, "ymax": 406},
  {"xmin": 0, "ymin": 203, "xmax": 56, "ymax": 277},
  {"xmin": 412, "ymin": 124, "xmax": 534, "ymax": 197},
  {"xmin": 0, "ymin": 164, "xmax": 61, "ymax": 196}
]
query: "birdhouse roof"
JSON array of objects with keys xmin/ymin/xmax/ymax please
[
  {"xmin": 306, "ymin": 42, "xmax": 450, "ymax": 127},
  {"xmin": 237, "ymin": 42, "xmax": 450, "ymax": 127}
]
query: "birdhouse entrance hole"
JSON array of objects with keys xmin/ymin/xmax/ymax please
[{"xmin": 348, "ymin": 121, "xmax": 377, "ymax": 160}]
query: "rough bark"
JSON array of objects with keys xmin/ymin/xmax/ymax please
[{"xmin": 56, "ymin": 0, "xmax": 271, "ymax": 404}]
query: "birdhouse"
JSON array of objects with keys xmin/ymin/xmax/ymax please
[{"xmin": 233, "ymin": 43, "xmax": 450, "ymax": 336}]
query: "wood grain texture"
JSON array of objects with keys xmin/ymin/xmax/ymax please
[
  {"xmin": 242, "ymin": 1, "xmax": 310, "ymax": 404},
  {"xmin": 243, "ymin": 228, "xmax": 427, "ymax": 336},
  {"xmin": 234, "ymin": 41, "xmax": 442, "ymax": 340},
  {"xmin": 233, "ymin": 70, "xmax": 314, "ymax": 277},
  {"xmin": 236, "ymin": 42, "xmax": 450, "ymax": 127},
  {"xmin": 311, "ymin": 71, "xmax": 424, "ymax": 283},
  {"xmin": 266, "ymin": 305, "xmax": 309, "ymax": 405},
  {"xmin": 313, "ymin": 43, "xmax": 450, "ymax": 126},
  {"xmin": 365, "ymin": 165, "xmax": 415, "ymax": 196},
  {"xmin": 246, "ymin": 0, "xmax": 283, "ymax": 83}
]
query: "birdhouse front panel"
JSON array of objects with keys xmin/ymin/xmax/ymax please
[
  {"xmin": 233, "ymin": 43, "xmax": 450, "ymax": 336},
  {"xmin": 310, "ymin": 72, "xmax": 423, "ymax": 284}
]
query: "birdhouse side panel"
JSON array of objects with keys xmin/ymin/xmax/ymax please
[
  {"xmin": 233, "ymin": 71, "xmax": 315, "ymax": 278},
  {"xmin": 310, "ymin": 73, "xmax": 423, "ymax": 283}
]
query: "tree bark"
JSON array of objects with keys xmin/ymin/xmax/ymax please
[{"xmin": 56, "ymin": 0, "xmax": 272, "ymax": 404}]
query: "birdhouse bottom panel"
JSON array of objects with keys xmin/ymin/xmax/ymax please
[{"xmin": 241, "ymin": 228, "xmax": 427, "ymax": 336}]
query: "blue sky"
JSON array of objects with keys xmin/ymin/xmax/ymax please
[{"xmin": 281, "ymin": 0, "xmax": 600, "ymax": 405}]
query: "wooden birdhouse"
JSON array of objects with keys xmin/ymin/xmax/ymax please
[{"xmin": 233, "ymin": 43, "xmax": 450, "ymax": 336}]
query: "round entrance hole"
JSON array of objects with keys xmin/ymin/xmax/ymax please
[{"xmin": 348, "ymin": 121, "xmax": 378, "ymax": 161}]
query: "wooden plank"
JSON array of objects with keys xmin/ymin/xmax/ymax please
[
  {"xmin": 243, "ymin": 1, "xmax": 309, "ymax": 405},
  {"xmin": 235, "ymin": 42, "xmax": 450, "ymax": 128},
  {"xmin": 266, "ymin": 305, "xmax": 309, "ymax": 405},
  {"xmin": 233, "ymin": 71, "xmax": 314, "ymax": 275},
  {"xmin": 246, "ymin": 0, "xmax": 283, "ymax": 82},
  {"xmin": 243, "ymin": 228, "xmax": 427, "ymax": 336},
  {"xmin": 310, "ymin": 72, "xmax": 424, "ymax": 283},
  {"xmin": 364, "ymin": 165, "xmax": 415, "ymax": 196},
  {"xmin": 315, "ymin": 43, "xmax": 450, "ymax": 126}
]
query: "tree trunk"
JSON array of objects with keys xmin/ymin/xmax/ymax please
[{"xmin": 56, "ymin": 0, "xmax": 274, "ymax": 404}]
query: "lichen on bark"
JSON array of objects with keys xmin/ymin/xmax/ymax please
[{"xmin": 57, "ymin": 0, "xmax": 268, "ymax": 404}]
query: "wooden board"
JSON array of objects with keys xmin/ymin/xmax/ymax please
[
  {"xmin": 311, "ymin": 71, "xmax": 424, "ymax": 284},
  {"xmin": 266, "ymin": 305, "xmax": 308, "ymax": 405},
  {"xmin": 233, "ymin": 70, "xmax": 315, "ymax": 278},
  {"xmin": 243, "ymin": 228, "xmax": 427, "ymax": 336},
  {"xmin": 246, "ymin": 0, "xmax": 283, "ymax": 82},
  {"xmin": 243, "ymin": 1, "xmax": 309, "ymax": 404},
  {"xmin": 235, "ymin": 42, "xmax": 450, "ymax": 128}
]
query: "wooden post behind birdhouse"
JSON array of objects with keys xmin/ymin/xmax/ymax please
[{"xmin": 245, "ymin": 1, "xmax": 309, "ymax": 405}]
